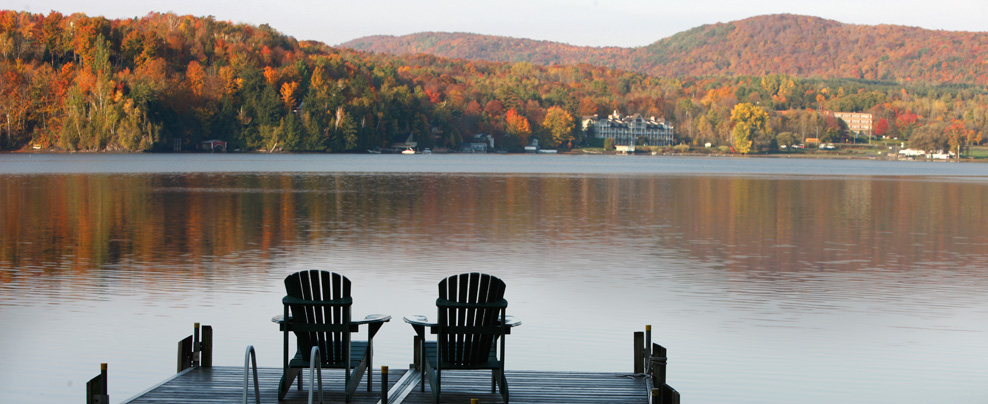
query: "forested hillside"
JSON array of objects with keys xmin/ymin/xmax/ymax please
[
  {"xmin": 344, "ymin": 32, "xmax": 634, "ymax": 68},
  {"xmin": 343, "ymin": 14, "xmax": 988, "ymax": 85},
  {"xmin": 0, "ymin": 10, "xmax": 985, "ymax": 153}
]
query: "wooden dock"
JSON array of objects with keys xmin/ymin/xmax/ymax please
[
  {"xmin": 90, "ymin": 324, "xmax": 677, "ymax": 404},
  {"xmin": 122, "ymin": 366, "xmax": 650, "ymax": 404}
]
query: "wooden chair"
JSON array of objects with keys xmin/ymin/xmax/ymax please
[
  {"xmin": 276, "ymin": 270, "xmax": 390, "ymax": 402},
  {"xmin": 405, "ymin": 273, "xmax": 520, "ymax": 403}
]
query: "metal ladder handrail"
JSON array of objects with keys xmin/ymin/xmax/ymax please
[
  {"xmin": 243, "ymin": 345, "xmax": 260, "ymax": 404},
  {"xmin": 307, "ymin": 346, "xmax": 324, "ymax": 404}
]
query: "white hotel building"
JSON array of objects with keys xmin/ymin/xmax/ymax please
[{"xmin": 583, "ymin": 110, "xmax": 675, "ymax": 146}]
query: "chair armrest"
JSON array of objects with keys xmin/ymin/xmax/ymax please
[
  {"xmin": 502, "ymin": 315, "xmax": 522, "ymax": 328},
  {"xmin": 403, "ymin": 315, "xmax": 438, "ymax": 327},
  {"xmin": 403, "ymin": 315, "xmax": 437, "ymax": 338},
  {"xmin": 352, "ymin": 314, "xmax": 392, "ymax": 325},
  {"xmin": 356, "ymin": 314, "xmax": 390, "ymax": 339},
  {"xmin": 272, "ymin": 314, "xmax": 286, "ymax": 324}
]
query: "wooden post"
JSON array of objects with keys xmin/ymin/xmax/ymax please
[
  {"xmin": 192, "ymin": 323, "xmax": 201, "ymax": 367},
  {"xmin": 177, "ymin": 335, "xmax": 193, "ymax": 372},
  {"xmin": 177, "ymin": 323, "xmax": 211, "ymax": 372},
  {"xmin": 650, "ymin": 343, "xmax": 668, "ymax": 388},
  {"xmin": 201, "ymin": 325, "xmax": 213, "ymax": 368},
  {"xmin": 86, "ymin": 363, "xmax": 109, "ymax": 404},
  {"xmin": 645, "ymin": 325, "xmax": 652, "ymax": 374},
  {"xmin": 666, "ymin": 385, "xmax": 679, "ymax": 404},
  {"xmin": 381, "ymin": 366, "xmax": 389, "ymax": 404},
  {"xmin": 666, "ymin": 386, "xmax": 681, "ymax": 404},
  {"xmin": 633, "ymin": 331, "xmax": 644, "ymax": 373}
]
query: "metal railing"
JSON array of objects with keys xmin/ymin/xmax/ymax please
[
  {"xmin": 307, "ymin": 346, "xmax": 324, "ymax": 404},
  {"xmin": 242, "ymin": 346, "xmax": 260, "ymax": 404}
]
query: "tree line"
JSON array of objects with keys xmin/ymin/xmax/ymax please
[{"xmin": 0, "ymin": 10, "xmax": 986, "ymax": 154}]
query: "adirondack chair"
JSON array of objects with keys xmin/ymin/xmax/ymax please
[
  {"xmin": 275, "ymin": 270, "xmax": 390, "ymax": 402},
  {"xmin": 405, "ymin": 273, "xmax": 521, "ymax": 403}
]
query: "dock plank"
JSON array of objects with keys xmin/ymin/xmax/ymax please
[
  {"xmin": 399, "ymin": 370, "xmax": 648, "ymax": 404},
  {"xmin": 123, "ymin": 367, "xmax": 648, "ymax": 404},
  {"xmin": 123, "ymin": 367, "xmax": 405, "ymax": 404}
]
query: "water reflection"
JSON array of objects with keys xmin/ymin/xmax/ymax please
[{"xmin": 1, "ymin": 171, "xmax": 987, "ymax": 403}]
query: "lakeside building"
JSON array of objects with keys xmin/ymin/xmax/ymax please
[
  {"xmin": 831, "ymin": 112, "xmax": 873, "ymax": 137},
  {"xmin": 583, "ymin": 111, "xmax": 675, "ymax": 146}
]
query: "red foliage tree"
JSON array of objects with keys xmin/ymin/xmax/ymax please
[{"xmin": 875, "ymin": 118, "xmax": 889, "ymax": 137}]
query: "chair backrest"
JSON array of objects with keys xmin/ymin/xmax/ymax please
[
  {"xmin": 436, "ymin": 273, "xmax": 507, "ymax": 366},
  {"xmin": 284, "ymin": 270, "xmax": 353, "ymax": 366}
]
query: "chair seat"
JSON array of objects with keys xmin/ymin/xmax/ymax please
[
  {"xmin": 288, "ymin": 341, "xmax": 369, "ymax": 369},
  {"xmin": 424, "ymin": 341, "xmax": 501, "ymax": 369}
]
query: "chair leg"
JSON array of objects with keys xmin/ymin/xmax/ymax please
[
  {"xmin": 367, "ymin": 340, "xmax": 373, "ymax": 392},
  {"xmin": 279, "ymin": 368, "xmax": 302, "ymax": 400},
  {"xmin": 434, "ymin": 369, "xmax": 441, "ymax": 404},
  {"xmin": 498, "ymin": 368, "xmax": 509, "ymax": 403},
  {"xmin": 278, "ymin": 374, "xmax": 287, "ymax": 401}
]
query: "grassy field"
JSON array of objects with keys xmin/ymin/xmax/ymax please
[{"xmin": 966, "ymin": 146, "xmax": 988, "ymax": 159}]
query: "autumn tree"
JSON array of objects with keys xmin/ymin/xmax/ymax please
[
  {"xmin": 577, "ymin": 97, "xmax": 598, "ymax": 117},
  {"xmin": 280, "ymin": 81, "xmax": 298, "ymax": 110},
  {"xmin": 875, "ymin": 118, "xmax": 889, "ymax": 137},
  {"xmin": 944, "ymin": 119, "xmax": 980, "ymax": 158},
  {"xmin": 895, "ymin": 109, "xmax": 919, "ymax": 140},
  {"xmin": 505, "ymin": 108, "xmax": 531, "ymax": 147},
  {"xmin": 185, "ymin": 61, "xmax": 206, "ymax": 97},
  {"xmin": 0, "ymin": 67, "xmax": 29, "ymax": 147},
  {"xmin": 541, "ymin": 106, "xmax": 575, "ymax": 148},
  {"xmin": 730, "ymin": 102, "xmax": 768, "ymax": 154}
]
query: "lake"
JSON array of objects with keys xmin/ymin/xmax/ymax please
[{"xmin": 1, "ymin": 153, "xmax": 987, "ymax": 403}]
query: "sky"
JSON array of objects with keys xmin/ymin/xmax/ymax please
[{"xmin": 3, "ymin": 0, "xmax": 988, "ymax": 48}]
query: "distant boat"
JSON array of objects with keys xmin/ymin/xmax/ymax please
[
  {"xmin": 367, "ymin": 149, "xmax": 381, "ymax": 154},
  {"xmin": 401, "ymin": 148, "xmax": 416, "ymax": 155},
  {"xmin": 538, "ymin": 149, "xmax": 557, "ymax": 154},
  {"xmin": 423, "ymin": 148, "xmax": 432, "ymax": 154}
]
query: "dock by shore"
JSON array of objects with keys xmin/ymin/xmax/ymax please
[{"xmin": 89, "ymin": 324, "xmax": 679, "ymax": 404}]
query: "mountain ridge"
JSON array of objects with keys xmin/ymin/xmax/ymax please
[{"xmin": 341, "ymin": 14, "xmax": 988, "ymax": 85}]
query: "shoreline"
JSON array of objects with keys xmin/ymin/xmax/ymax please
[{"xmin": 5, "ymin": 148, "xmax": 984, "ymax": 163}]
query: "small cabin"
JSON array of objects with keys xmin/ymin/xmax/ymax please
[{"xmin": 198, "ymin": 140, "xmax": 227, "ymax": 152}]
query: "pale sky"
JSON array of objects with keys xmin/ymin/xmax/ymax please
[{"xmin": 4, "ymin": 0, "xmax": 987, "ymax": 47}]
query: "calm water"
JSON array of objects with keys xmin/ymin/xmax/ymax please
[{"xmin": 1, "ymin": 154, "xmax": 987, "ymax": 404}]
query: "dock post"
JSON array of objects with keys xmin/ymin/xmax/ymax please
[
  {"xmin": 201, "ymin": 325, "xmax": 213, "ymax": 368},
  {"xmin": 178, "ymin": 335, "xmax": 193, "ymax": 372},
  {"xmin": 650, "ymin": 343, "xmax": 667, "ymax": 387},
  {"xmin": 633, "ymin": 331, "xmax": 644, "ymax": 373},
  {"xmin": 471, "ymin": 399, "xmax": 479, "ymax": 404},
  {"xmin": 178, "ymin": 323, "xmax": 212, "ymax": 372},
  {"xmin": 651, "ymin": 388, "xmax": 660, "ymax": 404},
  {"xmin": 645, "ymin": 325, "xmax": 652, "ymax": 373},
  {"xmin": 86, "ymin": 363, "xmax": 109, "ymax": 404},
  {"xmin": 381, "ymin": 366, "xmax": 389, "ymax": 404},
  {"xmin": 193, "ymin": 323, "xmax": 201, "ymax": 367}
]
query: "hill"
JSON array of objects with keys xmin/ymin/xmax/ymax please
[
  {"xmin": 1, "ymin": 10, "xmax": 985, "ymax": 155},
  {"xmin": 342, "ymin": 32, "xmax": 634, "ymax": 67},
  {"xmin": 341, "ymin": 14, "xmax": 988, "ymax": 85}
]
